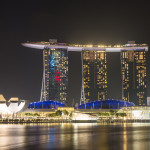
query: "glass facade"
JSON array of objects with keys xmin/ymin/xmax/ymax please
[
  {"xmin": 82, "ymin": 50, "xmax": 107, "ymax": 103},
  {"xmin": 41, "ymin": 48, "xmax": 68, "ymax": 104},
  {"xmin": 121, "ymin": 50, "xmax": 147, "ymax": 106}
]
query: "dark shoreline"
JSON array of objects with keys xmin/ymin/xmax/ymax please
[
  {"xmin": 0, "ymin": 120, "xmax": 97, "ymax": 124},
  {"xmin": 1, "ymin": 119, "xmax": 150, "ymax": 124},
  {"xmin": 98, "ymin": 119, "xmax": 150, "ymax": 123}
]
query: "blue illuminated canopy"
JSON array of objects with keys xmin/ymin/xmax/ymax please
[
  {"xmin": 78, "ymin": 99, "xmax": 134, "ymax": 109},
  {"xmin": 28, "ymin": 100, "xmax": 65, "ymax": 109}
]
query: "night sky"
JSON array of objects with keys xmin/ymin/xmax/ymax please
[{"xmin": 0, "ymin": 1, "xmax": 150, "ymax": 104}]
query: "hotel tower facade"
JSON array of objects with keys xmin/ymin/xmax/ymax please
[
  {"xmin": 121, "ymin": 49, "xmax": 147, "ymax": 106},
  {"xmin": 81, "ymin": 50, "xmax": 107, "ymax": 103},
  {"xmin": 22, "ymin": 40, "xmax": 148, "ymax": 106},
  {"xmin": 41, "ymin": 47, "xmax": 68, "ymax": 104}
]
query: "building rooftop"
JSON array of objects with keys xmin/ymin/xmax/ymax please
[
  {"xmin": 0, "ymin": 94, "xmax": 6, "ymax": 102},
  {"xmin": 22, "ymin": 41, "xmax": 148, "ymax": 52},
  {"xmin": 8, "ymin": 97, "xmax": 19, "ymax": 102}
]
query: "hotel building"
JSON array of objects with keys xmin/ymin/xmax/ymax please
[
  {"xmin": 121, "ymin": 49, "xmax": 147, "ymax": 106},
  {"xmin": 81, "ymin": 50, "xmax": 107, "ymax": 103},
  {"xmin": 22, "ymin": 41, "xmax": 148, "ymax": 106},
  {"xmin": 41, "ymin": 47, "xmax": 68, "ymax": 104}
]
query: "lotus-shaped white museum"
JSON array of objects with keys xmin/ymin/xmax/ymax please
[{"xmin": 0, "ymin": 94, "xmax": 27, "ymax": 114}]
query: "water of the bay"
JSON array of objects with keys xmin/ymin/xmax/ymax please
[{"xmin": 0, "ymin": 123, "xmax": 150, "ymax": 150}]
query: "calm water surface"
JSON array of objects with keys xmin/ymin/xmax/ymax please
[{"xmin": 0, "ymin": 123, "xmax": 150, "ymax": 150}]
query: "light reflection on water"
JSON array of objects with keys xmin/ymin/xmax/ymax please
[
  {"xmin": 123, "ymin": 123, "xmax": 127, "ymax": 150},
  {"xmin": 0, "ymin": 123, "xmax": 150, "ymax": 150}
]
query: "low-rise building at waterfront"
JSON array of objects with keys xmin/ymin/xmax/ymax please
[
  {"xmin": 119, "ymin": 106, "xmax": 150, "ymax": 119},
  {"xmin": 0, "ymin": 94, "xmax": 28, "ymax": 118}
]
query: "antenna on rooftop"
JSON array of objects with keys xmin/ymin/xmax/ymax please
[
  {"xmin": 49, "ymin": 39, "xmax": 57, "ymax": 44},
  {"xmin": 127, "ymin": 41, "xmax": 135, "ymax": 44}
]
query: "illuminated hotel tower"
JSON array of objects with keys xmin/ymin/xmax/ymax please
[
  {"xmin": 41, "ymin": 47, "xmax": 68, "ymax": 104},
  {"xmin": 81, "ymin": 50, "xmax": 107, "ymax": 103},
  {"xmin": 121, "ymin": 48, "xmax": 147, "ymax": 106},
  {"xmin": 22, "ymin": 41, "xmax": 148, "ymax": 106}
]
